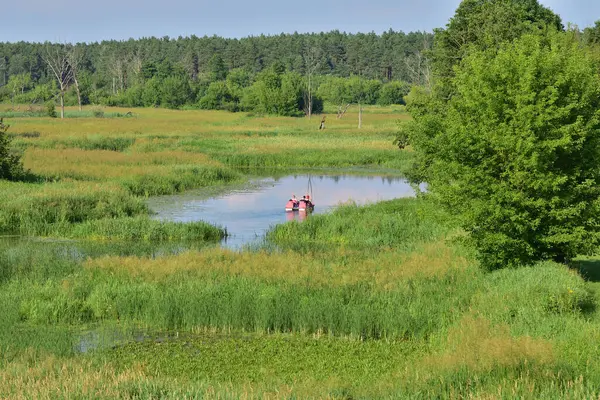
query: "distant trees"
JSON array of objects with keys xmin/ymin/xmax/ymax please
[
  {"xmin": 67, "ymin": 46, "xmax": 85, "ymax": 111},
  {"xmin": 318, "ymin": 76, "xmax": 382, "ymax": 123},
  {"xmin": 378, "ymin": 81, "xmax": 410, "ymax": 106},
  {"xmin": 6, "ymin": 73, "xmax": 31, "ymax": 104},
  {"xmin": 241, "ymin": 65, "xmax": 305, "ymax": 116},
  {"xmin": 584, "ymin": 20, "xmax": 600, "ymax": 45},
  {"xmin": 0, "ymin": 30, "xmax": 428, "ymax": 111}
]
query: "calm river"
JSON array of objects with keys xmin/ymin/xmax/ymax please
[{"xmin": 147, "ymin": 174, "xmax": 418, "ymax": 249}]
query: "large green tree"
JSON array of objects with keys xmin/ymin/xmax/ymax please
[{"xmin": 410, "ymin": 31, "xmax": 600, "ymax": 269}]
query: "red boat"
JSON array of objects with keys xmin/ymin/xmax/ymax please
[{"xmin": 285, "ymin": 195, "xmax": 314, "ymax": 212}]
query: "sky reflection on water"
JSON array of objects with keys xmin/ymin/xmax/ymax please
[{"xmin": 148, "ymin": 175, "xmax": 417, "ymax": 249}]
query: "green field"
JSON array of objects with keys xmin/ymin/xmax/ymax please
[{"xmin": 1, "ymin": 106, "xmax": 600, "ymax": 398}]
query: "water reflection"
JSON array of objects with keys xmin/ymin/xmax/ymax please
[{"xmin": 148, "ymin": 175, "xmax": 417, "ymax": 249}]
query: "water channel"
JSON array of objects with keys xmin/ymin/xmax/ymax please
[{"xmin": 147, "ymin": 174, "xmax": 418, "ymax": 249}]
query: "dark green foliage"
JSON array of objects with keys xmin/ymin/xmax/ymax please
[
  {"xmin": 318, "ymin": 76, "xmax": 384, "ymax": 108},
  {"xmin": 432, "ymin": 0, "xmax": 563, "ymax": 83},
  {"xmin": 198, "ymin": 81, "xmax": 234, "ymax": 110},
  {"xmin": 584, "ymin": 20, "xmax": 600, "ymax": 45},
  {"xmin": 393, "ymin": 130, "xmax": 409, "ymax": 150},
  {"xmin": 241, "ymin": 67, "xmax": 305, "ymax": 116},
  {"xmin": 0, "ymin": 30, "xmax": 433, "ymax": 110},
  {"xmin": 142, "ymin": 77, "xmax": 162, "ymax": 107},
  {"xmin": 160, "ymin": 76, "xmax": 192, "ymax": 109},
  {"xmin": 207, "ymin": 54, "xmax": 228, "ymax": 81},
  {"xmin": 378, "ymin": 81, "xmax": 410, "ymax": 105},
  {"xmin": 409, "ymin": 31, "xmax": 600, "ymax": 269},
  {"xmin": 0, "ymin": 120, "xmax": 25, "ymax": 181}
]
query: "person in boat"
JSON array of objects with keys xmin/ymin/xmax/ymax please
[{"xmin": 302, "ymin": 194, "xmax": 313, "ymax": 209}]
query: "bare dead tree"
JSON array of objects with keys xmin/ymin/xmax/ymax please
[
  {"xmin": 303, "ymin": 47, "xmax": 321, "ymax": 119},
  {"xmin": 129, "ymin": 50, "xmax": 144, "ymax": 86},
  {"xmin": 337, "ymin": 103, "xmax": 351, "ymax": 119},
  {"xmin": 43, "ymin": 45, "xmax": 74, "ymax": 119},
  {"xmin": 405, "ymin": 35, "xmax": 433, "ymax": 90},
  {"xmin": 67, "ymin": 46, "xmax": 85, "ymax": 111},
  {"xmin": 107, "ymin": 54, "xmax": 127, "ymax": 94}
]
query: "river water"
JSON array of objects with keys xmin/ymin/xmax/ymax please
[{"xmin": 147, "ymin": 174, "xmax": 418, "ymax": 249}]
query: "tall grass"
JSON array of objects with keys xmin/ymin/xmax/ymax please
[
  {"xmin": 66, "ymin": 216, "xmax": 226, "ymax": 241},
  {"xmin": 0, "ymin": 181, "xmax": 146, "ymax": 236},
  {"xmin": 266, "ymin": 197, "xmax": 449, "ymax": 252}
]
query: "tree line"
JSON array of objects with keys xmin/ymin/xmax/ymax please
[{"xmin": 0, "ymin": 30, "xmax": 432, "ymax": 116}]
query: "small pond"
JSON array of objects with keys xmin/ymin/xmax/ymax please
[{"xmin": 147, "ymin": 174, "xmax": 419, "ymax": 249}]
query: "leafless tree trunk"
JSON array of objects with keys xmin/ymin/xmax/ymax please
[
  {"xmin": 67, "ymin": 46, "xmax": 85, "ymax": 111},
  {"xmin": 43, "ymin": 45, "xmax": 74, "ymax": 119},
  {"xmin": 405, "ymin": 35, "xmax": 433, "ymax": 90},
  {"xmin": 130, "ymin": 51, "xmax": 144, "ymax": 86},
  {"xmin": 358, "ymin": 102, "xmax": 362, "ymax": 129},
  {"xmin": 357, "ymin": 73, "xmax": 364, "ymax": 129},
  {"xmin": 108, "ymin": 55, "xmax": 127, "ymax": 94},
  {"xmin": 337, "ymin": 103, "xmax": 350, "ymax": 119},
  {"xmin": 303, "ymin": 47, "xmax": 321, "ymax": 119}
]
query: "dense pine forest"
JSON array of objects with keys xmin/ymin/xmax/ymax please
[{"xmin": 0, "ymin": 30, "xmax": 434, "ymax": 115}]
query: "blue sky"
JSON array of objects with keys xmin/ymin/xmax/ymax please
[{"xmin": 5, "ymin": 0, "xmax": 599, "ymax": 43}]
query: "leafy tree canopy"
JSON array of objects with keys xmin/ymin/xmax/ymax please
[
  {"xmin": 409, "ymin": 30, "xmax": 600, "ymax": 269},
  {"xmin": 432, "ymin": 0, "xmax": 563, "ymax": 91}
]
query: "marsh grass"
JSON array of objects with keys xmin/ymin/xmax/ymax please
[
  {"xmin": 266, "ymin": 198, "xmax": 448, "ymax": 252},
  {"xmin": 0, "ymin": 181, "xmax": 146, "ymax": 236},
  {"xmin": 4, "ymin": 106, "xmax": 600, "ymax": 397},
  {"xmin": 67, "ymin": 216, "xmax": 226, "ymax": 241}
]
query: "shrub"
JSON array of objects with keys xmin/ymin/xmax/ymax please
[
  {"xmin": 46, "ymin": 101, "xmax": 57, "ymax": 118},
  {"xmin": 91, "ymin": 107, "xmax": 105, "ymax": 118},
  {"xmin": 0, "ymin": 120, "xmax": 26, "ymax": 181}
]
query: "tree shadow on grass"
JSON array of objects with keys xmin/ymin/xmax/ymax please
[{"xmin": 572, "ymin": 258, "xmax": 600, "ymax": 283}]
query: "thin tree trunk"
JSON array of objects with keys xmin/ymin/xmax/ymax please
[
  {"xmin": 308, "ymin": 75, "xmax": 312, "ymax": 119},
  {"xmin": 337, "ymin": 103, "xmax": 350, "ymax": 119},
  {"xmin": 60, "ymin": 92, "xmax": 65, "ymax": 119},
  {"xmin": 74, "ymin": 77, "xmax": 82, "ymax": 111},
  {"xmin": 358, "ymin": 103, "xmax": 362, "ymax": 129}
]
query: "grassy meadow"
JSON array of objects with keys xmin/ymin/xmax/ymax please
[{"xmin": 2, "ymin": 105, "xmax": 600, "ymax": 398}]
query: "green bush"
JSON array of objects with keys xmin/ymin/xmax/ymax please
[
  {"xmin": 378, "ymin": 81, "xmax": 410, "ymax": 105},
  {"xmin": 46, "ymin": 101, "xmax": 57, "ymax": 118},
  {"xmin": 0, "ymin": 120, "xmax": 26, "ymax": 181}
]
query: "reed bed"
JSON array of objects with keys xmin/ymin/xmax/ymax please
[
  {"xmin": 67, "ymin": 216, "xmax": 226, "ymax": 241},
  {"xmin": 0, "ymin": 181, "xmax": 146, "ymax": 236}
]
